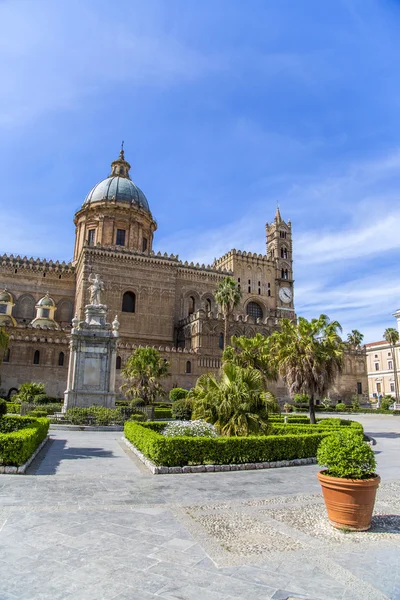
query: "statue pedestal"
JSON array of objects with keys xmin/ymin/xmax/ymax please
[{"xmin": 63, "ymin": 304, "xmax": 119, "ymax": 412}]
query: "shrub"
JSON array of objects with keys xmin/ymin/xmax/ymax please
[
  {"xmin": 14, "ymin": 383, "xmax": 45, "ymax": 403},
  {"xmin": 0, "ymin": 416, "xmax": 49, "ymax": 466},
  {"xmin": 20, "ymin": 403, "xmax": 62, "ymax": 416},
  {"xmin": 154, "ymin": 408, "xmax": 172, "ymax": 419},
  {"xmin": 169, "ymin": 388, "xmax": 189, "ymax": 402},
  {"xmin": 33, "ymin": 394, "xmax": 58, "ymax": 405},
  {"xmin": 27, "ymin": 410, "xmax": 48, "ymax": 418},
  {"xmin": 351, "ymin": 395, "xmax": 360, "ymax": 410},
  {"xmin": 171, "ymin": 399, "xmax": 193, "ymax": 420},
  {"xmin": 6, "ymin": 403, "xmax": 20, "ymax": 415},
  {"xmin": 0, "ymin": 399, "xmax": 7, "ymax": 418},
  {"xmin": 380, "ymin": 397, "xmax": 392, "ymax": 411},
  {"xmin": 335, "ymin": 403, "xmax": 347, "ymax": 412},
  {"xmin": 66, "ymin": 407, "xmax": 125, "ymax": 426},
  {"xmin": 294, "ymin": 393, "xmax": 309, "ymax": 404},
  {"xmin": 124, "ymin": 421, "xmax": 329, "ymax": 467},
  {"xmin": 162, "ymin": 420, "xmax": 218, "ymax": 438},
  {"xmin": 129, "ymin": 413, "xmax": 147, "ymax": 422},
  {"xmin": 317, "ymin": 430, "xmax": 376, "ymax": 479},
  {"xmin": 283, "ymin": 403, "xmax": 293, "ymax": 413}
]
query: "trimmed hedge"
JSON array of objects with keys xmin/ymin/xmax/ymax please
[
  {"xmin": 271, "ymin": 420, "xmax": 363, "ymax": 437},
  {"xmin": 0, "ymin": 399, "xmax": 7, "ymax": 418},
  {"xmin": 154, "ymin": 408, "xmax": 172, "ymax": 419},
  {"xmin": 6, "ymin": 403, "xmax": 20, "ymax": 414},
  {"xmin": 20, "ymin": 403, "xmax": 62, "ymax": 416},
  {"xmin": 0, "ymin": 416, "xmax": 49, "ymax": 466},
  {"xmin": 124, "ymin": 421, "xmax": 331, "ymax": 467}
]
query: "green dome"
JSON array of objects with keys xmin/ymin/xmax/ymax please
[
  {"xmin": 0, "ymin": 289, "xmax": 12, "ymax": 303},
  {"xmin": 37, "ymin": 293, "xmax": 55, "ymax": 307}
]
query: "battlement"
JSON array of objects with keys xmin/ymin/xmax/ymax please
[
  {"xmin": 178, "ymin": 308, "xmax": 279, "ymax": 328},
  {"xmin": 213, "ymin": 248, "xmax": 270, "ymax": 268},
  {"xmin": 117, "ymin": 342, "xmax": 197, "ymax": 355},
  {"xmin": 82, "ymin": 245, "xmax": 230, "ymax": 275},
  {"xmin": 0, "ymin": 254, "xmax": 74, "ymax": 274}
]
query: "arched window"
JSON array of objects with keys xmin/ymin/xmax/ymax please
[
  {"xmin": 116, "ymin": 356, "xmax": 122, "ymax": 370},
  {"xmin": 219, "ymin": 333, "xmax": 224, "ymax": 349},
  {"xmin": 3, "ymin": 349, "xmax": 10, "ymax": 363},
  {"xmin": 58, "ymin": 352, "xmax": 64, "ymax": 367},
  {"xmin": 122, "ymin": 292, "xmax": 136, "ymax": 313},
  {"xmin": 188, "ymin": 296, "xmax": 195, "ymax": 316},
  {"xmin": 281, "ymin": 269, "xmax": 288, "ymax": 280},
  {"xmin": 281, "ymin": 247, "xmax": 287, "ymax": 259},
  {"xmin": 186, "ymin": 360, "xmax": 191, "ymax": 374},
  {"xmin": 247, "ymin": 302, "xmax": 263, "ymax": 320},
  {"xmin": 33, "ymin": 350, "xmax": 40, "ymax": 365},
  {"xmin": 205, "ymin": 298, "xmax": 212, "ymax": 313}
]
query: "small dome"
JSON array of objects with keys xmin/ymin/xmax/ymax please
[
  {"xmin": 84, "ymin": 177, "xmax": 149, "ymax": 211},
  {"xmin": 82, "ymin": 148, "xmax": 150, "ymax": 212},
  {"xmin": 0, "ymin": 288, "xmax": 12, "ymax": 303},
  {"xmin": 37, "ymin": 293, "xmax": 55, "ymax": 307}
]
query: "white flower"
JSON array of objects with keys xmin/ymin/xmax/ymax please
[{"xmin": 162, "ymin": 420, "xmax": 218, "ymax": 438}]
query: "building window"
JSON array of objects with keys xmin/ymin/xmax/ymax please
[
  {"xmin": 116, "ymin": 229, "xmax": 126, "ymax": 246},
  {"xmin": 142, "ymin": 238, "xmax": 148, "ymax": 252},
  {"xmin": 33, "ymin": 350, "xmax": 40, "ymax": 365},
  {"xmin": 374, "ymin": 354, "xmax": 378, "ymax": 358},
  {"xmin": 122, "ymin": 291, "xmax": 136, "ymax": 313},
  {"xmin": 116, "ymin": 356, "xmax": 122, "ymax": 370},
  {"xmin": 376, "ymin": 382, "xmax": 381, "ymax": 394},
  {"xmin": 3, "ymin": 349, "xmax": 10, "ymax": 363},
  {"xmin": 280, "ymin": 247, "xmax": 287, "ymax": 259},
  {"xmin": 248, "ymin": 279, "xmax": 251, "ymax": 285},
  {"xmin": 388, "ymin": 360, "xmax": 393, "ymax": 370},
  {"xmin": 42, "ymin": 308, "xmax": 50, "ymax": 318},
  {"xmin": 375, "ymin": 363, "xmax": 379, "ymax": 371},
  {"xmin": 357, "ymin": 382, "xmax": 362, "ymax": 395},
  {"xmin": 188, "ymin": 296, "xmax": 195, "ymax": 315},
  {"xmin": 268, "ymin": 282, "xmax": 271, "ymax": 297},
  {"xmin": 247, "ymin": 301, "xmax": 263, "ymax": 320},
  {"xmin": 248, "ymin": 286, "xmax": 251, "ymax": 293},
  {"xmin": 185, "ymin": 360, "xmax": 191, "ymax": 374},
  {"xmin": 281, "ymin": 269, "xmax": 288, "ymax": 280},
  {"xmin": 388, "ymin": 352, "xmax": 392, "ymax": 357},
  {"xmin": 280, "ymin": 231, "xmax": 287, "ymax": 238},
  {"xmin": 88, "ymin": 229, "xmax": 95, "ymax": 246},
  {"xmin": 0, "ymin": 305, "xmax": 6, "ymax": 314},
  {"xmin": 206, "ymin": 299, "xmax": 212, "ymax": 313},
  {"xmin": 390, "ymin": 382, "xmax": 395, "ymax": 393},
  {"xmin": 238, "ymin": 278, "xmax": 240, "ymax": 283},
  {"xmin": 58, "ymin": 352, "xmax": 64, "ymax": 367},
  {"xmin": 219, "ymin": 333, "xmax": 224, "ymax": 349}
]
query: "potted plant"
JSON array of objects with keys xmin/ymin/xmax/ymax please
[
  {"xmin": 317, "ymin": 430, "xmax": 380, "ymax": 531},
  {"xmin": 283, "ymin": 402, "xmax": 292, "ymax": 414}
]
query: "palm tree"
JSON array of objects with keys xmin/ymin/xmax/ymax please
[
  {"xmin": 347, "ymin": 329, "xmax": 364, "ymax": 349},
  {"xmin": 268, "ymin": 315, "xmax": 344, "ymax": 424},
  {"xmin": 121, "ymin": 347, "xmax": 170, "ymax": 405},
  {"xmin": 215, "ymin": 277, "xmax": 241, "ymax": 350},
  {"xmin": 222, "ymin": 333, "xmax": 277, "ymax": 385},
  {"xmin": 190, "ymin": 362, "xmax": 278, "ymax": 436},
  {"xmin": 384, "ymin": 327, "xmax": 399, "ymax": 403}
]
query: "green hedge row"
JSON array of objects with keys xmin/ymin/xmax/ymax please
[
  {"xmin": 0, "ymin": 416, "xmax": 49, "ymax": 466},
  {"xmin": 124, "ymin": 421, "xmax": 330, "ymax": 467},
  {"xmin": 6, "ymin": 403, "xmax": 20, "ymax": 414},
  {"xmin": 271, "ymin": 421, "xmax": 363, "ymax": 437},
  {"xmin": 154, "ymin": 408, "xmax": 172, "ymax": 419}
]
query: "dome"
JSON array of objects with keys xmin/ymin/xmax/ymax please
[
  {"xmin": 0, "ymin": 289, "xmax": 12, "ymax": 303},
  {"xmin": 84, "ymin": 176, "xmax": 149, "ymax": 211},
  {"xmin": 37, "ymin": 293, "xmax": 55, "ymax": 307},
  {"xmin": 82, "ymin": 148, "xmax": 150, "ymax": 212}
]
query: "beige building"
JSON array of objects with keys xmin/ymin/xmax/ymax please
[
  {"xmin": 0, "ymin": 149, "xmax": 365, "ymax": 401},
  {"xmin": 365, "ymin": 310, "xmax": 400, "ymax": 400}
]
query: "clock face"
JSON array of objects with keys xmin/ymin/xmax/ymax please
[{"xmin": 279, "ymin": 287, "xmax": 292, "ymax": 303}]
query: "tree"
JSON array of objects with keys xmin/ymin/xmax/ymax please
[
  {"xmin": 222, "ymin": 333, "xmax": 277, "ymax": 385},
  {"xmin": 190, "ymin": 362, "xmax": 278, "ymax": 436},
  {"xmin": 121, "ymin": 347, "xmax": 170, "ymax": 405},
  {"xmin": 346, "ymin": 330, "xmax": 364, "ymax": 349},
  {"xmin": 215, "ymin": 277, "xmax": 241, "ymax": 350},
  {"xmin": 14, "ymin": 382, "xmax": 45, "ymax": 403},
  {"xmin": 384, "ymin": 327, "xmax": 400, "ymax": 403},
  {"xmin": 268, "ymin": 315, "xmax": 344, "ymax": 424}
]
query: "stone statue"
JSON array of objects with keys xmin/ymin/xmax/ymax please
[{"xmin": 88, "ymin": 273, "xmax": 104, "ymax": 306}]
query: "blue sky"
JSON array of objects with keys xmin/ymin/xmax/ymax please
[{"xmin": 1, "ymin": 0, "xmax": 400, "ymax": 343}]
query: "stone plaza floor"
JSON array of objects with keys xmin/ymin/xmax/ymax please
[{"xmin": 0, "ymin": 414, "xmax": 399, "ymax": 600}]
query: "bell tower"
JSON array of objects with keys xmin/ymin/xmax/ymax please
[{"xmin": 266, "ymin": 207, "xmax": 294, "ymax": 309}]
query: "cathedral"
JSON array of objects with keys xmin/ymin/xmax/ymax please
[{"xmin": 0, "ymin": 149, "xmax": 366, "ymax": 400}]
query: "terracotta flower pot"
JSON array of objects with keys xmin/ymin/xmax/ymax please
[{"xmin": 318, "ymin": 470, "xmax": 380, "ymax": 531}]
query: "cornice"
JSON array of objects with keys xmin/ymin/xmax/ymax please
[{"xmin": 0, "ymin": 254, "xmax": 74, "ymax": 275}]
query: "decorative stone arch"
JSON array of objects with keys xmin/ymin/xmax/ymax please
[
  {"xmin": 245, "ymin": 299, "xmax": 265, "ymax": 321},
  {"xmin": 202, "ymin": 293, "xmax": 214, "ymax": 314},
  {"xmin": 56, "ymin": 299, "xmax": 74, "ymax": 324},
  {"xmin": 183, "ymin": 291, "xmax": 201, "ymax": 317},
  {"xmin": 15, "ymin": 294, "xmax": 36, "ymax": 321}
]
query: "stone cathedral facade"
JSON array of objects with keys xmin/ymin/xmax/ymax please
[{"xmin": 0, "ymin": 150, "xmax": 366, "ymax": 400}]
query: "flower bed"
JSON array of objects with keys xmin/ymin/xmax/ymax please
[
  {"xmin": 124, "ymin": 421, "xmax": 331, "ymax": 467},
  {"xmin": 0, "ymin": 416, "xmax": 49, "ymax": 467}
]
